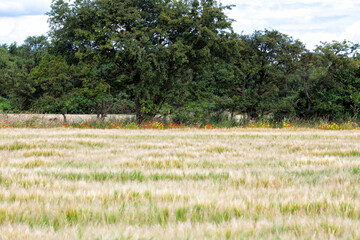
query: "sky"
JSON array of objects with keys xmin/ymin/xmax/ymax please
[{"xmin": 0, "ymin": 0, "xmax": 360, "ymax": 50}]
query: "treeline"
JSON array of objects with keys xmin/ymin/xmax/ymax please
[{"xmin": 1, "ymin": 0, "xmax": 359, "ymax": 123}]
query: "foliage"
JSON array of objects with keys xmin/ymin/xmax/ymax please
[
  {"xmin": 214, "ymin": 30, "xmax": 307, "ymax": 120},
  {"xmin": 30, "ymin": 54, "xmax": 73, "ymax": 114},
  {"xmin": 47, "ymin": 0, "xmax": 234, "ymax": 123},
  {"xmin": 0, "ymin": 97, "xmax": 11, "ymax": 112},
  {"xmin": 296, "ymin": 41, "xmax": 360, "ymax": 120},
  {"xmin": 0, "ymin": 36, "xmax": 49, "ymax": 112},
  {"xmin": 0, "ymin": 2, "xmax": 360, "ymax": 122}
]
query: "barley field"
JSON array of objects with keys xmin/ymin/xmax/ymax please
[{"xmin": 0, "ymin": 128, "xmax": 360, "ymax": 239}]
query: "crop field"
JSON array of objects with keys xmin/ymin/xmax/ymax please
[{"xmin": 0, "ymin": 128, "xmax": 360, "ymax": 239}]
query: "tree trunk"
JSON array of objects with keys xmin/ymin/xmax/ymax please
[
  {"xmin": 101, "ymin": 101, "xmax": 106, "ymax": 120},
  {"xmin": 100, "ymin": 100, "xmax": 114, "ymax": 121},
  {"xmin": 95, "ymin": 103, "xmax": 100, "ymax": 119},
  {"xmin": 302, "ymin": 75, "xmax": 312, "ymax": 112},
  {"xmin": 62, "ymin": 113, "xmax": 67, "ymax": 123},
  {"xmin": 5, "ymin": 108, "xmax": 14, "ymax": 119},
  {"xmin": 135, "ymin": 97, "xmax": 143, "ymax": 124}
]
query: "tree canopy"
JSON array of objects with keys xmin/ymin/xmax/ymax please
[
  {"xmin": 46, "ymin": 0, "xmax": 234, "ymax": 122},
  {"xmin": 0, "ymin": 0, "xmax": 359, "ymax": 123}
]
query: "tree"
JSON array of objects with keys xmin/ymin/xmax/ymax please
[
  {"xmin": 0, "ymin": 46, "xmax": 13, "ymax": 112},
  {"xmin": 30, "ymin": 54, "xmax": 74, "ymax": 121},
  {"xmin": 0, "ymin": 46, "xmax": 11, "ymax": 99},
  {"xmin": 0, "ymin": 36, "xmax": 49, "ymax": 113},
  {"xmin": 296, "ymin": 41, "xmax": 360, "ymax": 119},
  {"xmin": 219, "ymin": 30, "xmax": 306, "ymax": 120},
  {"xmin": 48, "ymin": 0, "xmax": 233, "ymax": 123}
]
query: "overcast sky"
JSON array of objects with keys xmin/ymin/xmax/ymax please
[{"xmin": 1, "ymin": 0, "xmax": 360, "ymax": 50}]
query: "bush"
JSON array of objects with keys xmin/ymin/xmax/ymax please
[
  {"xmin": 170, "ymin": 101, "xmax": 231, "ymax": 125},
  {"xmin": 0, "ymin": 97, "xmax": 11, "ymax": 113}
]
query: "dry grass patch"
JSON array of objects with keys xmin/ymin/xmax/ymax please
[{"xmin": 0, "ymin": 128, "xmax": 359, "ymax": 239}]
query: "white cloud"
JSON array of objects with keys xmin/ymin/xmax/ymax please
[
  {"xmin": 0, "ymin": 0, "xmax": 52, "ymax": 17},
  {"xmin": 0, "ymin": 0, "xmax": 51, "ymax": 44},
  {"xmin": 220, "ymin": 0, "xmax": 360, "ymax": 50},
  {"xmin": 341, "ymin": 21, "xmax": 360, "ymax": 44},
  {"xmin": 0, "ymin": 15, "xmax": 49, "ymax": 45},
  {"xmin": 1, "ymin": 0, "xmax": 360, "ymax": 48}
]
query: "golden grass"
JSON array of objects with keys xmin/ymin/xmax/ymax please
[{"xmin": 0, "ymin": 128, "xmax": 360, "ymax": 239}]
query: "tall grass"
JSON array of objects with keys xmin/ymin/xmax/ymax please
[{"xmin": 0, "ymin": 128, "xmax": 359, "ymax": 239}]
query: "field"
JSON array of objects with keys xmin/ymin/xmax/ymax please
[{"xmin": 0, "ymin": 128, "xmax": 360, "ymax": 239}]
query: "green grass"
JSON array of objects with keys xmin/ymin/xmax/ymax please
[{"xmin": 0, "ymin": 142, "xmax": 35, "ymax": 151}]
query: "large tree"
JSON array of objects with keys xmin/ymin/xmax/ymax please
[
  {"xmin": 216, "ymin": 30, "xmax": 306, "ymax": 120},
  {"xmin": 296, "ymin": 41, "xmax": 360, "ymax": 119},
  {"xmin": 30, "ymin": 54, "xmax": 74, "ymax": 121},
  {"xmin": 0, "ymin": 36, "xmax": 49, "ymax": 113},
  {"xmin": 48, "ymin": 0, "xmax": 233, "ymax": 122}
]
